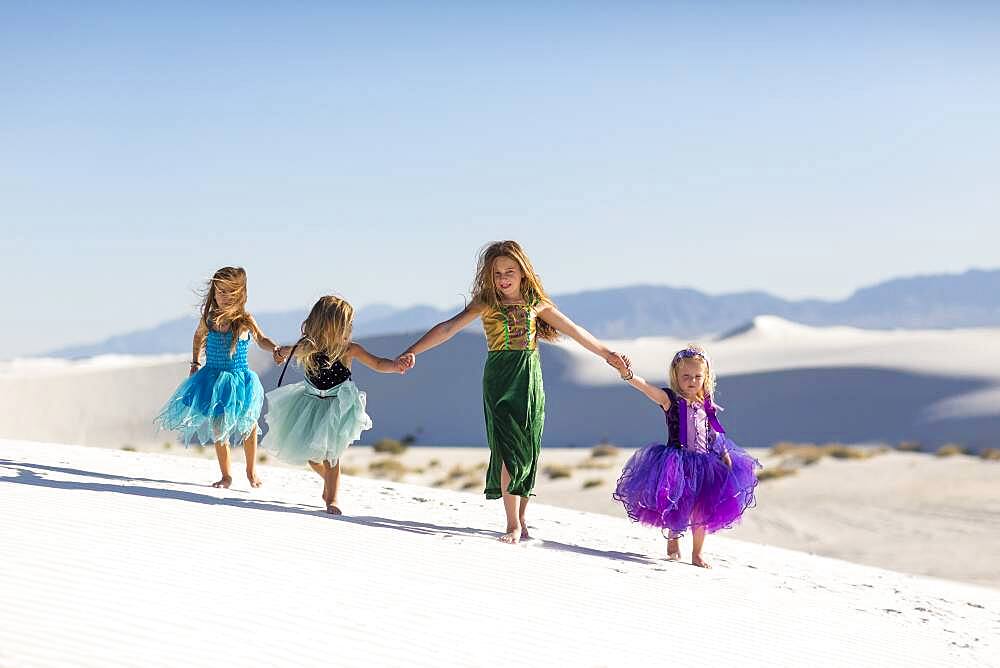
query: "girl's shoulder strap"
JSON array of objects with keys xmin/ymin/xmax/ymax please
[{"xmin": 276, "ymin": 340, "xmax": 303, "ymax": 388}]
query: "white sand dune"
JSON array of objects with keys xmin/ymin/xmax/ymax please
[
  {"xmin": 1, "ymin": 439, "xmax": 998, "ymax": 667},
  {"xmin": 571, "ymin": 315, "xmax": 1000, "ymax": 389}
]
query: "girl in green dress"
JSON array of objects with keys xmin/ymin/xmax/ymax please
[{"xmin": 398, "ymin": 241, "xmax": 627, "ymax": 543}]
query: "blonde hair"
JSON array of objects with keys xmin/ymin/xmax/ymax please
[
  {"xmin": 200, "ymin": 266, "xmax": 261, "ymax": 354},
  {"xmin": 470, "ymin": 240, "xmax": 559, "ymax": 341},
  {"xmin": 294, "ymin": 295, "xmax": 354, "ymax": 377},
  {"xmin": 668, "ymin": 343, "xmax": 717, "ymax": 400}
]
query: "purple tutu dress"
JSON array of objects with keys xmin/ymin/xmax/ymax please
[{"xmin": 614, "ymin": 388, "xmax": 760, "ymax": 536}]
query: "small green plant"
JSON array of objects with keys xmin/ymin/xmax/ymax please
[
  {"xmin": 980, "ymin": 448, "xmax": 1000, "ymax": 461},
  {"xmin": 121, "ymin": 445, "xmax": 136, "ymax": 452},
  {"xmin": 935, "ymin": 444, "xmax": 963, "ymax": 458},
  {"xmin": 582, "ymin": 478, "xmax": 604, "ymax": 489},
  {"xmin": 373, "ymin": 438, "xmax": 407, "ymax": 455},
  {"xmin": 257, "ymin": 453, "xmax": 269, "ymax": 464},
  {"xmin": 429, "ymin": 458, "xmax": 441, "ymax": 468},
  {"xmin": 341, "ymin": 465, "xmax": 360, "ymax": 476},
  {"xmin": 162, "ymin": 442, "xmax": 173, "ymax": 450},
  {"xmin": 461, "ymin": 480, "xmax": 480, "ymax": 490}
]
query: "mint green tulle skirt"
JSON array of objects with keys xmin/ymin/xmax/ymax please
[{"xmin": 262, "ymin": 380, "xmax": 372, "ymax": 465}]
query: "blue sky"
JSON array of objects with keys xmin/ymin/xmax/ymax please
[{"xmin": 2, "ymin": 3, "xmax": 998, "ymax": 355}]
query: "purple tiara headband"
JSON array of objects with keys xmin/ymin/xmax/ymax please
[{"xmin": 671, "ymin": 347, "xmax": 710, "ymax": 369}]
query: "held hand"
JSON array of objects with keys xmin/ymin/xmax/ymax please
[
  {"xmin": 392, "ymin": 356, "xmax": 409, "ymax": 374},
  {"xmin": 272, "ymin": 346, "xmax": 290, "ymax": 365},
  {"xmin": 396, "ymin": 353, "xmax": 416, "ymax": 372},
  {"xmin": 605, "ymin": 351, "xmax": 629, "ymax": 372}
]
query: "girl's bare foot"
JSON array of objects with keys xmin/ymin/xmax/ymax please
[
  {"xmin": 499, "ymin": 525, "xmax": 521, "ymax": 544},
  {"xmin": 520, "ymin": 526, "xmax": 531, "ymax": 541},
  {"xmin": 246, "ymin": 470, "xmax": 262, "ymax": 488},
  {"xmin": 326, "ymin": 504, "xmax": 342, "ymax": 515},
  {"xmin": 211, "ymin": 475, "xmax": 232, "ymax": 489},
  {"xmin": 692, "ymin": 555, "xmax": 712, "ymax": 569},
  {"xmin": 667, "ymin": 538, "xmax": 681, "ymax": 561}
]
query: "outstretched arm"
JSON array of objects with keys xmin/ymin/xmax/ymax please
[
  {"xmin": 190, "ymin": 319, "xmax": 209, "ymax": 375},
  {"xmin": 248, "ymin": 315, "xmax": 287, "ymax": 363},
  {"xmin": 399, "ymin": 302, "xmax": 485, "ymax": 367},
  {"xmin": 535, "ymin": 304, "xmax": 627, "ymax": 371},
  {"xmin": 616, "ymin": 356, "xmax": 672, "ymax": 409},
  {"xmin": 347, "ymin": 342, "xmax": 407, "ymax": 374}
]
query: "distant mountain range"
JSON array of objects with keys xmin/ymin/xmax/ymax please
[{"xmin": 46, "ymin": 268, "xmax": 1000, "ymax": 358}]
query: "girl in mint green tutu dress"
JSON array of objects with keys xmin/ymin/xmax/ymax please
[
  {"xmin": 156, "ymin": 266, "xmax": 287, "ymax": 489},
  {"xmin": 266, "ymin": 295, "xmax": 407, "ymax": 514}
]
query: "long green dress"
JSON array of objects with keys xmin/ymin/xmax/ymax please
[{"xmin": 481, "ymin": 300, "xmax": 545, "ymax": 499}]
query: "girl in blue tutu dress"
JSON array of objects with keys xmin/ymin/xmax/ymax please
[
  {"xmin": 613, "ymin": 345, "xmax": 760, "ymax": 568},
  {"xmin": 157, "ymin": 267, "xmax": 287, "ymax": 488},
  {"xmin": 267, "ymin": 295, "xmax": 407, "ymax": 514}
]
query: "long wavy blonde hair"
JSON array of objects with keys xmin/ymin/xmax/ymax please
[
  {"xmin": 200, "ymin": 266, "xmax": 261, "ymax": 354},
  {"xmin": 471, "ymin": 240, "xmax": 559, "ymax": 341},
  {"xmin": 668, "ymin": 343, "xmax": 717, "ymax": 400},
  {"xmin": 294, "ymin": 295, "xmax": 354, "ymax": 377}
]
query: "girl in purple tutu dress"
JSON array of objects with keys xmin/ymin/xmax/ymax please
[{"xmin": 613, "ymin": 345, "xmax": 760, "ymax": 568}]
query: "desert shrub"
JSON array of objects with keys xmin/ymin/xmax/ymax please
[
  {"xmin": 162, "ymin": 442, "xmax": 173, "ymax": 450},
  {"xmin": 461, "ymin": 480, "xmax": 480, "ymax": 490},
  {"xmin": 543, "ymin": 464, "xmax": 572, "ymax": 480},
  {"xmin": 429, "ymin": 458, "xmax": 441, "ymax": 468},
  {"xmin": 771, "ymin": 441, "xmax": 812, "ymax": 456},
  {"xmin": 591, "ymin": 443, "xmax": 620, "ymax": 458},
  {"xmin": 369, "ymin": 458, "xmax": 407, "ymax": 479},
  {"xmin": 757, "ymin": 466, "xmax": 798, "ymax": 481},
  {"xmin": 896, "ymin": 441, "xmax": 923, "ymax": 452},
  {"xmin": 822, "ymin": 444, "xmax": 873, "ymax": 460},
  {"xmin": 582, "ymin": 478, "xmax": 604, "ymax": 489},
  {"xmin": 121, "ymin": 445, "xmax": 136, "ymax": 452},
  {"xmin": 447, "ymin": 465, "xmax": 469, "ymax": 480},
  {"xmin": 576, "ymin": 457, "xmax": 615, "ymax": 470},
  {"xmin": 373, "ymin": 438, "xmax": 406, "ymax": 455},
  {"xmin": 341, "ymin": 465, "xmax": 360, "ymax": 476},
  {"xmin": 257, "ymin": 453, "xmax": 269, "ymax": 464},
  {"xmin": 980, "ymin": 448, "xmax": 1000, "ymax": 461},
  {"xmin": 935, "ymin": 444, "xmax": 963, "ymax": 458}
]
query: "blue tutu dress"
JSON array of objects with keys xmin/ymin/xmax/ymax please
[
  {"xmin": 156, "ymin": 330, "xmax": 265, "ymax": 446},
  {"xmin": 263, "ymin": 355, "xmax": 372, "ymax": 465}
]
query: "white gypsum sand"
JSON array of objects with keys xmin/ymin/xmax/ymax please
[{"xmin": 1, "ymin": 440, "xmax": 998, "ymax": 667}]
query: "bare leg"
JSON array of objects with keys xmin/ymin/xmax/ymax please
[
  {"xmin": 242, "ymin": 426, "xmax": 262, "ymax": 488},
  {"xmin": 667, "ymin": 533, "xmax": 682, "ymax": 561},
  {"xmin": 498, "ymin": 463, "xmax": 520, "ymax": 543},
  {"xmin": 691, "ymin": 526, "xmax": 711, "ymax": 568},
  {"xmin": 308, "ymin": 460, "xmax": 327, "ymax": 503},
  {"xmin": 212, "ymin": 442, "xmax": 232, "ymax": 488},
  {"xmin": 518, "ymin": 496, "xmax": 531, "ymax": 540},
  {"xmin": 324, "ymin": 460, "xmax": 342, "ymax": 515}
]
